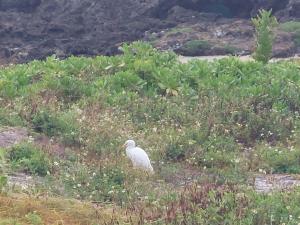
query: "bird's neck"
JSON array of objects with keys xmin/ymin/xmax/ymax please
[
  {"xmin": 126, "ymin": 146, "xmax": 134, "ymax": 156},
  {"xmin": 126, "ymin": 146, "xmax": 134, "ymax": 151}
]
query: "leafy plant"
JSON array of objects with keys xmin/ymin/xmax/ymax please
[
  {"xmin": 0, "ymin": 176, "xmax": 7, "ymax": 192},
  {"xmin": 25, "ymin": 212, "xmax": 43, "ymax": 225},
  {"xmin": 279, "ymin": 21, "xmax": 300, "ymax": 47},
  {"xmin": 9, "ymin": 143, "xmax": 51, "ymax": 176},
  {"xmin": 252, "ymin": 9, "xmax": 278, "ymax": 63},
  {"xmin": 32, "ymin": 109, "xmax": 80, "ymax": 145},
  {"xmin": 177, "ymin": 40, "xmax": 212, "ymax": 56}
]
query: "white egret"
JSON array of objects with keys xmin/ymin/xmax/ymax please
[{"xmin": 123, "ymin": 140, "xmax": 154, "ymax": 173}]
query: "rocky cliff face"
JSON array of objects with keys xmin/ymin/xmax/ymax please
[{"xmin": 0, "ymin": 0, "xmax": 299, "ymax": 64}]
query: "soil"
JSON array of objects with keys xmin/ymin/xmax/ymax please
[{"xmin": 0, "ymin": 127, "xmax": 28, "ymax": 148}]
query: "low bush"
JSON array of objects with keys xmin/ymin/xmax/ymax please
[
  {"xmin": 177, "ymin": 40, "xmax": 212, "ymax": 56},
  {"xmin": 9, "ymin": 143, "xmax": 51, "ymax": 176},
  {"xmin": 32, "ymin": 109, "xmax": 80, "ymax": 145},
  {"xmin": 250, "ymin": 144, "xmax": 300, "ymax": 174}
]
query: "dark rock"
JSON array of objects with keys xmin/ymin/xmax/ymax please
[
  {"xmin": 167, "ymin": 6, "xmax": 220, "ymax": 23},
  {"xmin": 287, "ymin": 0, "xmax": 300, "ymax": 18},
  {"xmin": 0, "ymin": 0, "xmax": 299, "ymax": 63}
]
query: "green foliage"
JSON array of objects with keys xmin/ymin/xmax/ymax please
[
  {"xmin": 279, "ymin": 21, "xmax": 300, "ymax": 32},
  {"xmin": 0, "ymin": 219, "xmax": 21, "ymax": 225},
  {"xmin": 9, "ymin": 143, "xmax": 51, "ymax": 176},
  {"xmin": 223, "ymin": 44, "xmax": 241, "ymax": 55},
  {"xmin": 166, "ymin": 27, "xmax": 194, "ymax": 36},
  {"xmin": 0, "ymin": 176, "xmax": 7, "ymax": 192},
  {"xmin": 32, "ymin": 111, "xmax": 59, "ymax": 136},
  {"xmin": 2, "ymin": 42, "xmax": 300, "ymax": 223},
  {"xmin": 0, "ymin": 148, "xmax": 7, "ymax": 192},
  {"xmin": 279, "ymin": 21, "xmax": 300, "ymax": 47},
  {"xmin": 178, "ymin": 40, "xmax": 212, "ymax": 56},
  {"xmin": 32, "ymin": 109, "xmax": 80, "ymax": 145},
  {"xmin": 25, "ymin": 212, "xmax": 43, "ymax": 225},
  {"xmin": 165, "ymin": 139, "xmax": 187, "ymax": 161},
  {"xmin": 252, "ymin": 9, "xmax": 278, "ymax": 63},
  {"xmin": 62, "ymin": 162, "xmax": 130, "ymax": 204},
  {"xmin": 0, "ymin": 108, "xmax": 24, "ymax": 126},
  {"xmin": 252, "ymin": 145, "xmax": 300, "ymax": 173}
]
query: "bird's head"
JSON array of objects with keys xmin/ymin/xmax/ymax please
[{"xmin": 123, "ymin": 140, "xmax": 136, "ymax": 149}]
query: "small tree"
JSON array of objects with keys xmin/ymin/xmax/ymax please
[{"xmin": 252, "ymin": 9, "xmax": 278, "ymax": 64}]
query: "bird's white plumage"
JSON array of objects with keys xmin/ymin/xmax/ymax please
[{"xmin": 124, "ymin": 140, "xmax": 154, "ymax": 173}]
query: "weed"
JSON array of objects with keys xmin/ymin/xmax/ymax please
[
  {"xmin": 8, "ymin": 143, "xmax": 51, "ymax": 176},
  {"xmin": 25, "ymin": 212, "xmax": 43, "ymax": 225},
  {"xmin": 252, "ymin": 9, "xmax": 278, "ymax": 63},
  {"xmin": 177, "ymin": 40, "xmax": 212, "ymax": 56}
]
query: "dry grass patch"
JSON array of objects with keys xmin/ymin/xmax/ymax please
[{"xmin": 0, "ymin": 194, "xmax": 124, "ymax": 225}]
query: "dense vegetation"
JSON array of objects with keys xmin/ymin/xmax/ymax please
[{"xmin": 1, "ymin": 42, "xmax": 300, "ymax": 224}]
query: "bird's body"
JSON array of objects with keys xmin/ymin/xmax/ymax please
[{"xmin": 124, "ymin": 140, "xmax": 154, "ymax": 173}]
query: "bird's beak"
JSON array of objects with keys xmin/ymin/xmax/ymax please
[{"xmin": 122, "ymin": 143, "xmax": 126, "ymax": 148}]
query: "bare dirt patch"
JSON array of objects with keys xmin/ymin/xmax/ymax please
[
  {"xmin": 255, "ymin": 174, "xmax": 300, "ymax": 193},
  {"xmin": 0, "ymin": 127, "xmax": 28, "ymax": 148}
]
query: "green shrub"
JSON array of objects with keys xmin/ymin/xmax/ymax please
[
  {"xmin": 9, "ymin": 143, "xmax": 51, "ymax": 176},
  {"xmin": 279, "ymin": 21, "xmax": 300, "ymax": 32},
  {"xmin": 252, "ymin": 145, "xmax": 300, "ymax": 173},
  {"xmin": 108, "ymin": 71, "xmax": 145, "ymax": 93},
  {"xmin": 0, "ymin": 176, "xmax": 7, "ymax": 192},
  {"xmin": 32, "ymin": 109, "xmax": 80, "ymax": 145},
  {"xmin": 165, "ymin": 140, "xmax": 187, "ymax": 161},
  {"xmin": 87, "ymin": 133, "xmax": 120, "ymax": 156},
  {"xmin": 252, "ymin": 9, "xmax": 278, "ymax": 63},
  {"xmin": 63, "ymin": 163, "xmax": 129, "ymax": 203},
  {"xmin": 279, "ymin": 21, "xmax": 300, "ymax": 47},
  {"xmin": 177, "ymin": 40, "xmax": 212, "ymax": 56},
  {"xmin": 25, "ymin": 212, "xmax": 43, "ymax": 225},
  {"xmin": 229, "ymin": 108, "xmax": 294, "ymax": 145},
  {"xmin": 0, "ymin": 109, "xmax": 24, "ymax": 126},
  {"xmin": 32, "ymin": 110, "xmax": 60, "ymax": 136},
  {"xmin": 197, "ymin": 135, "xmax": 238, "ymax": 169},
  {"xmin": 223, "ymin": 44, "xmax": 241, "ymax": 55}
]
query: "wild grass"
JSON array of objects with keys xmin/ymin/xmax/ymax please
[{"xmin": 1, "ymin": 41, "xmax": 300, "ymax": 224}]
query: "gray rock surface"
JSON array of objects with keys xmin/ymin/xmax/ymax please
[{"xmin": 0, "ymin": 0, "xmax": 299, "ymax": 63}]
